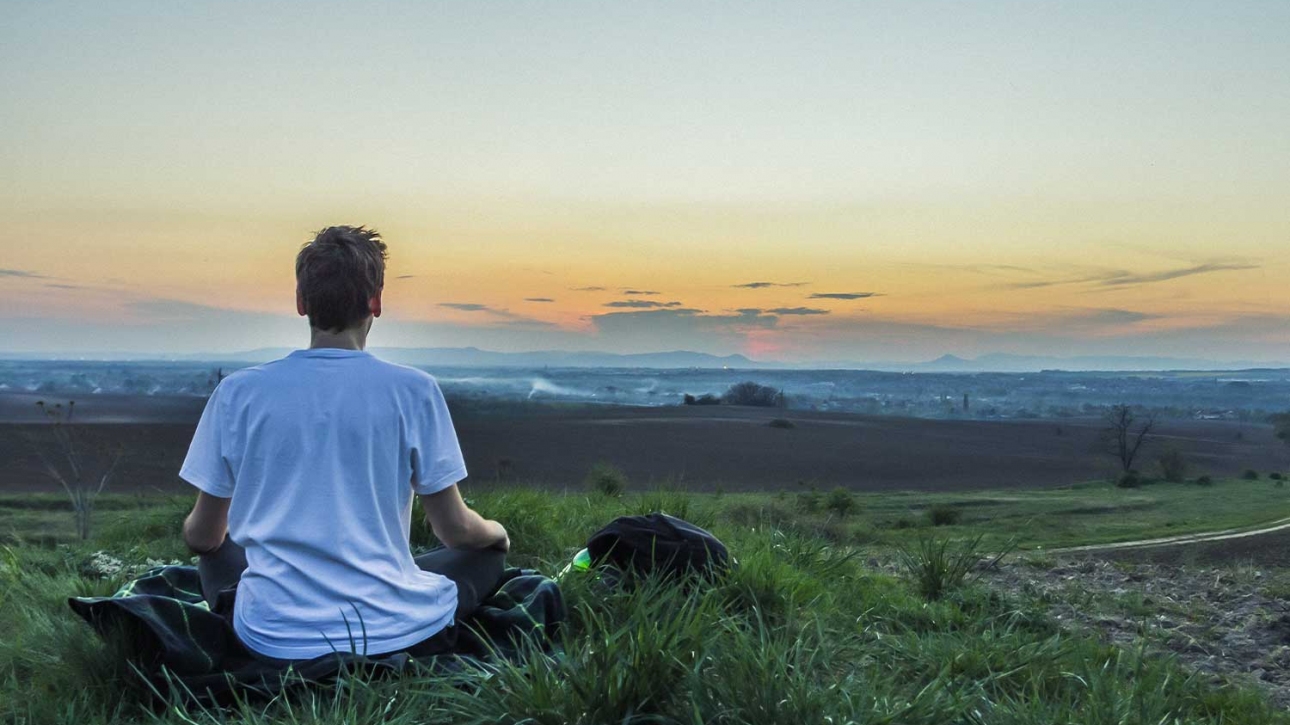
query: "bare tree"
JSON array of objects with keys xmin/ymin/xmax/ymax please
[
  {"xmin": 1103, "ymin": 404, "xmax": 1155, "ymax": 473},
  {"xmin": 26, "ymin": 400, "xmax": 122, "ymax": 540}
]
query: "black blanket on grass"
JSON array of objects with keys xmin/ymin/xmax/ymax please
[{"xmin": 68, "ymin": 565, "xmax": 564, "ymax": 704}]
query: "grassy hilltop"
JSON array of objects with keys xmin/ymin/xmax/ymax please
[{"xmin": 3, "ymin": 480, "xmax": 1290, "ymax": 724}]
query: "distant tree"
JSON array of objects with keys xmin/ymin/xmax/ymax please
[
  {"xmin": 722, "ymin": 381, "xmax": 786, "ymax": 408},
  {"xmin": 25, "ymin": 400, "xmax": 122, "ymax": 540},
  {"xmin": 1102, "ymin": 404, "xmax": 1155, "ymax": 474}
]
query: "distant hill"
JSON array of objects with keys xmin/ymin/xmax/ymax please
[
  {"xmin": 0, "ymin": 347, "xmax": 1284, "ymax": 372},
  {"xmin": 907, "ymin": 353, "xmax": 1289, "ymax": 373}
]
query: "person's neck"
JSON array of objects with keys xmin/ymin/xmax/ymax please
[{"xmin": 309, "ymin": 327, "xmax": 368, "ymax": 351}]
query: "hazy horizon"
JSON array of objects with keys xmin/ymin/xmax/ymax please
[{"xmin": 3, "ymin": 1, "xmax": 1288, "ymax": 363}]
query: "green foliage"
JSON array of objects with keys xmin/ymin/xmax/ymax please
[
  {"xmin": 926, "ymin": 503, "xmax": 962, "ymax": 526},
  {"xmin": 795, "ymin": 488, "xmax": 821, "ymax": 513},
  {"xmin": 823, "ymin": 487, "xmax": 857, "ymax": 518},
  {"xmin": 1116, "ymin": 470, "xmax": 1143, "ymax": 488},
  {"xmin": 767, "ymin": 417, "xmax": 796, "ymax": 429},
  {"xmin": 895, "ymin": 533, "xmax": 1007, "ymax": 602},
  {"xmin": 1196, "ymin": 475, "xmax": 1214, "ymax": 486},
  {"xmin": 2, "ymin": 491, "xmax": 1289, "ymax": 725},
  {"xmin": 584, "ymin": 462, "xmax": 628, "ymax": 497},
  {"xmin": 1242, "ymin": 469, "xmax": 1261, "ymax": 481},
  {"xmin": 1271, "ymin": 472, "xmax": 1284, "ymax": 481}
]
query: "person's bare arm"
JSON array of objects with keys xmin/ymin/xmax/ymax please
[
  {"xmin": 183, "ymin": 492, "xmax": 231, "ymax": 554},
  {"xmin": 419, "ymin": 483, "xmax": 509, "ymax": 551}
]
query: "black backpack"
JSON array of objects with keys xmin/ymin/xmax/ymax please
[{"xmin": 586, "ymin": 513, "xmax": 731, "ymax": 580}]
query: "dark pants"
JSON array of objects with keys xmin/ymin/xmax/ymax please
[{"xmin": 197, "ymin": 539, "xmax": 506, "ymax": 660}]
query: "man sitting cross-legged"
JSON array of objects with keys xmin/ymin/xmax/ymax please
[{"xmin": 179, "ymin": 225, "xmax": 509, "ymax": 664}]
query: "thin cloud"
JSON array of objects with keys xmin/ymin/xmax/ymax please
[
  {"xmin": 0, "ymin": 269, "xmax": 48, "ymax": 279},
  {"xmin": 808, "ymin": 292, "xmax": 879, "ymax": 300},
  {"xmin": 622, "ymin": 289, "xmax": 659, "ymax": 296},
  {"xmin": 604, "ymin": 300, "xmax": 685, "ymax": 309},
  {"xmin": 732, "ymin": 281, "xmax": 809, "ymax": 289},
  {"xmin": 43, "ymin": 283, "xmax": 81, "ymax": 290},
  {"xmin": 767, "ymin": 307, "xmax": 831, "ymax": 316},
  {"xmin": 395, "ymin": 274, "xmax": 417, "ymax": 280},
  {"xmin": 525, "ymin": 297, "xmax": 555, "ymax": 303},
  {"xmin": 1097, "ymin": 262, "xmax": 1259, "ymax": 287},
  {"xmin": 437, "ymin": 302, "xmax": 557, "ymax": 328},
  {"xmin": 1004, "ymin": 261, "xmax": 1259, "ymax": 290},
  {"xmin": 571, "ymin": 286, "xmax": 606, "ymax": 292}
]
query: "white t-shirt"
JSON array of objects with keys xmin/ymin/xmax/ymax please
[{"xmin": 178, "ymin": 348, "xmax": 468, "ymax": 660}]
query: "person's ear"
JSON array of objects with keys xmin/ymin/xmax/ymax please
[
  {"xmin": 370, "ymin": 288, "xmax": 383, "ymax": 318},
  {"xmin": 296, "ymin": 288, "xmax": 307, "ymax": 317}
]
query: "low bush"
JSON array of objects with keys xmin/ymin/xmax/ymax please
[
  {"xmin": 795, "ymin": 489, "xmax": 821, "ymax": 513},
  {"xmin": 1116, "ymin": 470, "xmax": 1143, "ymax": 488},
  {"xmin": 722, "ymin": 381, "xmax": 786, "ymax": 408},
  {"xmin": 823, "ymin": 487, "xmax": 857, "ymax": 518},
  {"xmin": 1195, "ymin": 475, "xmax": 1213, "ymax": 486},
  {"xmin": 585, "ymin": 462, "xmax": 629, "ymax": 497},
  {"xmin": 682, "ymin": 393, "xmax": 720, "ymax": 406},
  {"xmin": 926, "ymin": 504, "xmax": 962, "ymax": 527},
  {"xmin": 1270, "ymin": 472, "xmax": 1284, "ymax": 481},
  {"xmin": 767, "ymin": 418, "xmax": 796, "ymax": 429},
  {"xmin": 1242, "ymin": 469, "xmax": 1260, "ymax": 481}
]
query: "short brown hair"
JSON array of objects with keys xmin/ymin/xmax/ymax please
[{"xmin": 295, "ymin": 226, "xmax": 388, "ymax": 332}]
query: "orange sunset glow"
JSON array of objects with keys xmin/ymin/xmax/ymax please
[{"xmin": 2, "ymin": 2, "xmax": 1287, "ymax": 365}]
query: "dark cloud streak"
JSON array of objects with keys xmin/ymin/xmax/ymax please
[
  {"xmin": 808, "ymin": 292, "xmax": 879, "ymax": 300},
  {"xmin": 603, "ymin": 300, "xmax": 684, "ymax": 309},
  {"xmin": 767, "ymin": 307, "xmax": 830, "ymax": 316},
  {"xmin": 0, "ymin": 269, "xmax": 48, "ymax": 279},
  {"xmin": 732, "ymin": 281, "xmax": 809, "ymax": 289}
]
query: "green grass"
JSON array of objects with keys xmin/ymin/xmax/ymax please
[{"xmin": 1, "ymin": 484, "xmax": 1287, "ymax": 723}]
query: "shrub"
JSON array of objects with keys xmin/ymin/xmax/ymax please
[
  {"xmin": 682, "ymin": 393, "xmax": 720, "ymax": 406},
  {"xmin": 926, "ymin": 504, "xmax": 962, "ymax": 526},
  {"xmin": 1242, "ymin": 469, "xmax": 1260, "ymax": 481},
  {"xmin": 1116, "ymin": 470, "xmax": 1143, "ymax": 488},
  {"xmin": 895, "ymin": 533, "xmax": 1009, "ymax": 601},
  {"xmin": 823, "ymin": 487, "xmax": 856, "ymax": 518},
  {"xmin": 585, "ymin": 462, "xmax": 628, "ymax": 497},
  {"xmin": 767, "ymin": 418, "xmax": 795, "ymax": 429},
  {"xmin": 1157, "ymin": 448, "xmax": 1188, "ymax": 483},
  {"xmin": 1270, "ymin": 472, "xmax": 1284, "ymax": 481},
  {"xmin": 1195, "ymin": 475, "xmax": 1213, "ymax": 486},
  {"xmin": 795, "ymin": 489, "xmax": 821, "ymax": 513},
  {"xmin": 722, "ymin": 381, "xmax": 786, "ymax": 408}
]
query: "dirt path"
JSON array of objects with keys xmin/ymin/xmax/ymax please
[{"xmin": 1050, "ymin": 516, "xmax": 1290, "ymax": 555}]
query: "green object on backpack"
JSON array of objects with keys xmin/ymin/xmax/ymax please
[{"xmin": 557, "ymin": 547, "xmax": 592, "ymax": 580}]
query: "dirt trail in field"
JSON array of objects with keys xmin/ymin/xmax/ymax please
[{"xmin": 1049, "ymin": 516, "xmax": 1290, "ymax": 556}]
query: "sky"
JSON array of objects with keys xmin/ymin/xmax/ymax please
[{"xmin": 1, "ymin": 1, "xmax": 1287, "ymax": 364}]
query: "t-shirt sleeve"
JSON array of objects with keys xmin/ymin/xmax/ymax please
[
  {"xmin": 410, "ymin": 377, "xmax": 468, "ymax": 495},
  {"xmin": 179, "ymin": 382, "xmax": 236, "ymax": 498}
]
